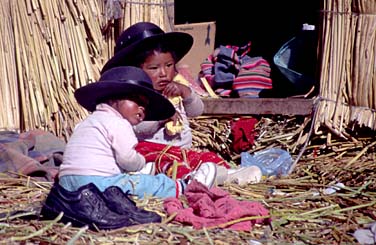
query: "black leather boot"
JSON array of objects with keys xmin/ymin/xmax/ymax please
[
  {"xmin": 102, "ymin": 186, "xmax": 162, "ymax": 224},
  {"xmin": 40, "ymin": 182, "xmax": 140, "ymax": 230}
]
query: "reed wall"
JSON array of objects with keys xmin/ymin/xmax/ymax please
[
  {"xmin": 0, "ymin": 0, "xmax": 173, "ymax": 140},
  {"xmin": 315, "ymin": 0, "xmax": 376, "ymax": 139}
]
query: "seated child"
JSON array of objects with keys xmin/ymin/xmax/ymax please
[{"xmin": 58, "ymin": 66, "xmax": 217, "ymax": 199}]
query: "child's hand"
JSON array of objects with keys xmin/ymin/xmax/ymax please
[
  {"xmin": 164, "ymin": 112, "xmax": 184, "ymax": 136},
  {"xmin": 163, "ymin": 81, "xmax": 191, "ymax": 99},
  {"xmin": 170, "ymin": 112, "xmax": 183, "ymax": 125},
  {"xmin": 161, "ymin": 111, "xmax": 182, "ymax": 124}
]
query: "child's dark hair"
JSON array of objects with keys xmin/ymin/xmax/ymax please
[{"xmin": 133, "ymin": 41, "xmax": 178, "ymax": 67}]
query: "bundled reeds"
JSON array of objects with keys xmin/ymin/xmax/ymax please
[
  {"xmin": 315, "ymin": 0, "xmax": 376, "ymax": 139},
  {"xmin": 0, "ymin": 0, "xmax": 172, "ymax": 141}
]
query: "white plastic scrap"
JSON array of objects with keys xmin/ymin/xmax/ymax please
[
  {"xmin": 322, "ymin": 182, "xmax": 345, "ymax": 195},
  {"xmin": 354, "ymin": 222, "xmax": 376, "ymax": 245}
]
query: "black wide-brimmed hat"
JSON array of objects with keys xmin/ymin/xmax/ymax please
[
  {"xmin": 101, "ymin": 22, "xmax": 193, "ymax": 73},
  {"xmin": 74, "ymin": 66, "xmax": 175, "ymax": 121}
]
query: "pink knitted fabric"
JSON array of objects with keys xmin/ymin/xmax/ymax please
[{"xmin": 163, "ymin": 180, "xmax": 271, "ymax": 231}]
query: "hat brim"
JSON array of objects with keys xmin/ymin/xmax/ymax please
[
  {"xmin": 101, "ymin": 32, "xmax": 193, "ymax": 73},
  {"xmin": 74, "ymin": 80, "xmax": 175, "ymax": 121}
]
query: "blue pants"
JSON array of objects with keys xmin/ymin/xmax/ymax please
[{"xmin": 59, "ymin": 173, "xmax": 180, "ymax": 199}]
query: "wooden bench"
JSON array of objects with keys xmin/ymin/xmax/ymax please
[{"xmin": 202, "ymin": 98, "xmax": 314, "ymax": 116}]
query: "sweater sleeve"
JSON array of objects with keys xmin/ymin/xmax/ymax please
[
  {"xmin": 111, "ymin": 120, "xmax": 146, "ymax": 172},
  {"xmin": 183, "ymin": 89, "xmax": 204, "ymax": 117}
]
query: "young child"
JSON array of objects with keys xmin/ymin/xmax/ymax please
[
  {"xmin": 58, "ymin": 66, "xmax": 216, "ymax": 199},
  {"xmin": 101, "ymin": 22, "xmax": 202, "ymax": 149},
  {"xmin": 101, "ymin": 22, "xmax": 262, "ymax": 186}
]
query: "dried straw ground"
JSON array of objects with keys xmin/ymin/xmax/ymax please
[{"xmin": 1, "ymin": 115, "xmax": 375, "ymax": 244}]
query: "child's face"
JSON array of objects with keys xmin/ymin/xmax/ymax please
[
  {"xmin": 111, "ymin": 95, "xmax": 148, "ymax": 125},
  {"xmin": 140, "ymin": 51, "xmax": 176, "ymax": 92}
]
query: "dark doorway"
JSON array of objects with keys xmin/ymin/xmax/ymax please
[{"xmin": 175, "ymin": 1, "xmax": 321, "ymax": 97}]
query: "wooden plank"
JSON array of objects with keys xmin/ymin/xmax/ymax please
[{"xmin": 202, "ymin": 98, "xmax": 314, "ymax": 116}]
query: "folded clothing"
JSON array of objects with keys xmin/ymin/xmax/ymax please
[{"xmin": 163, "ymin": 180, "xmax": 271, "ymax": 231}]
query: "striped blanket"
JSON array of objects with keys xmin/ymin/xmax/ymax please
[{"xmin": 200, "ymin": 42, "xmax": 272, "ymax": 98}]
